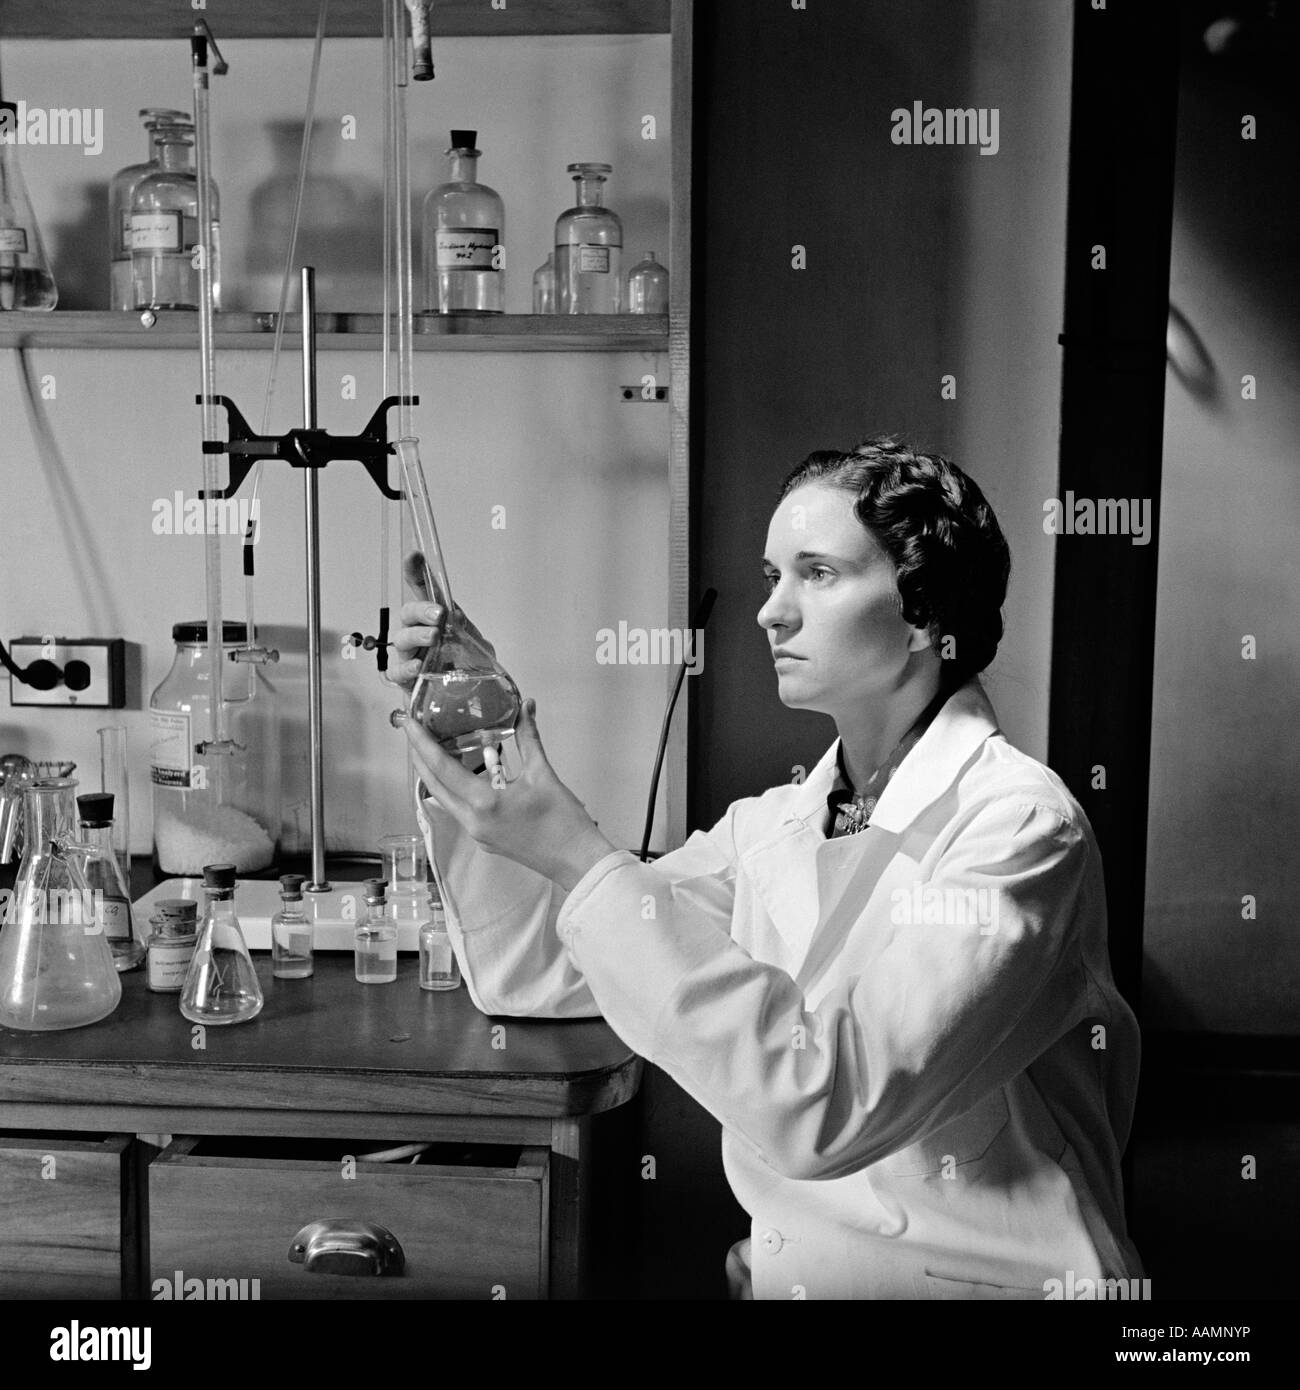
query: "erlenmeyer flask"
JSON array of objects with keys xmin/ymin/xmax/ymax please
[
  {"xmin": 0, "ymin": 101, "xmax": 58, "ymax": 311},
  {"xmin": 179, "ymin": 863, "xmax": 263, "ymax": 1025},
  {"xmin": 0, "ymin": 779, "xmax": 122, "ymax": 1031},
  {"xmin": 389, "ymin": 438, "xmax": 522, "ymax": 753}
]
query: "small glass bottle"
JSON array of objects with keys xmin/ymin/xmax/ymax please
[
  {"xmin": 179, "ymin": 863, "xmax": 263, "ymax": 1025},
  {"xmin": 146, "ymin": 898, "xmax": 199, "ymax": 993},
  {"xmin": 76, "ymin": 792, "xmax": 145, "ymax": 971},
  {"xmin": 130, "ymin": 133, "xmax": 221, "ymax": 312},
  {"xmin": 271, "ymin": 873, "xmax": 313, "ymax": 979},
  {"xmin": 0, "ymin": 100, "xmax": 58, "ymax": 312},
  {"xmin": 531, "ymin": 251, "xmax": 556, "ymax": 314},
  {"xmin": 418, "ymin": 885, "xmax": 459, "ymax": 991},
  {"xmin": 627, "ymin": 251, "xmax": 669, "ymax": 315},
  {"xmin": 355, "ymin": 878, "xmax": 397, "ymax": 984},
  {"xmin": 555, "ymin": 162, "xmax": 622, "ymax": 314},
  {"xmin": 422, "ymin": 129, "xmax": 504, "ymax": 314},
  {"xmin": 108, "ymin": 108, "xmax": 192, "ymax": 311}
]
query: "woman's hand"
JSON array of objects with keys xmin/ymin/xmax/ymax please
[
  {"xmin": 400, "ymin": 698, "xmax": 616, "ymax": 892},
  {"xmin": 386, "ymin": 551, "xmax": 497, "ymax": 695}
]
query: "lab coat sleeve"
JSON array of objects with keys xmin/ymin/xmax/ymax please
[
  {"xmin": 556, "ymin": 796, "xmax": 1095, "ymax": 1181},
  {"xmin": 415, "ymin": 784, "xmax": 740, "ymax": 1020}
]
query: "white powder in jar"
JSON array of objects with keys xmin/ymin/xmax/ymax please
[{"xmin": 155, "ymin": 803, "xmax": 275, "ymax": 875}]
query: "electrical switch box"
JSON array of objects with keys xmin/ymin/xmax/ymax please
[{"xmin": 7, "ymin": 637, "xmax": 126, "ymax": 709}]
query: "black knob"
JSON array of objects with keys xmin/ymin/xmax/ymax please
[
  {"xmin": 64, "ymin": 661, "xmax": 92, "ymax": 692},
  {"xmin": 24, "ymin": 659, "xmax": 60, "ymax": 691}
]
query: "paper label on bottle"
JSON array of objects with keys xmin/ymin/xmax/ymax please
[
  {"xmin": 148, "ymin": 943, "xmax": 194, "ymax": 991},
  {"xmin": 0, "ymin": 227, "xmax": 29, "ymax": 254},
  {"xmin": 578, "ymin": 244, "xmax": 611, "ymax": 274},
  {"xmin": 130, "ymin": 211, "xmax": 183, "ymax": 252},
  {"xmin": 435, "ymin": 228, "xmax": 499, "ymax": 270},
  {"xmin": 100, "ymin": 896, "xmax": 130, "ymax": 941},
  {"xmin": 150, "ymin": 709, "xmax": 194, "ymax": 787}
]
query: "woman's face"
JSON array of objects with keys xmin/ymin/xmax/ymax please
[{"xmin": 758, "ymin": 483, "xmax": 926, "ymax": 715}]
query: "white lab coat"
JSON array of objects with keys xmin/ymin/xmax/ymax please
[{"xmin": 416, "ymin": 678, "xmax": 1143, "ymax": 1299}]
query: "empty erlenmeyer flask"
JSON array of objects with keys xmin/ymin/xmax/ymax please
[
  {"xmin": 0, "ymin": 101, "xmax": 58, "ymax": 311},
  {"xmin": 0, "ymin": 778, "xmax": 122, "ymax": 1031},
  {"xmin": 389, "ymin": 438, "xmax": 522, "ymax": 753},
  {"xmin": 179, "ymin": 863, "xmax": 263, "ymax": 1025}
]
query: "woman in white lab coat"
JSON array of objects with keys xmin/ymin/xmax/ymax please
[{"xmin": 391, "ymin": 435, "xmax": 1144, "ymax": 1300}]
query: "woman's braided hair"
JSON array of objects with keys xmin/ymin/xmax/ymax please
[{"xmin": 778, "ymin": 436, "xmax": 1011, "ymax": 692}]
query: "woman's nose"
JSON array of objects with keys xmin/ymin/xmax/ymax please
[{"xmin": 757, "ymin": 586, "xmax": 793, "ymax": 631}]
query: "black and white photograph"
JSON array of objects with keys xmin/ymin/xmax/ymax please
[{"xmin": 0, "ymin": 0, "xmax": 1294, "ymax": 1361}]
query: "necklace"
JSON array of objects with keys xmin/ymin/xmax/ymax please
[{"xmin": 829, "ymin": 688, "xmax": 951, "ymax": 838}]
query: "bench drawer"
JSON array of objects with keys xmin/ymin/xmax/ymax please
[
  {"xmin": 0, "ymin": 1132, "xmax": 137, "ymax": 1299},
  {"xmin": 148, "ymin": 1135, "xmax": 548, "ymax": 1300}
]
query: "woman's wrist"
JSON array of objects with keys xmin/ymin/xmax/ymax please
[{"xmin": 554, "ymin": 826, "xmax": 620, "ymax": 894}]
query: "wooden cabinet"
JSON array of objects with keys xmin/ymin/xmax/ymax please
[
  {"xmin": 0, "ymin": 958, "xmax": 640, "ymax": 1300},
  {"xmin": 0, "ymin": 1132, "xmax": 142, "ymax": 1299}
]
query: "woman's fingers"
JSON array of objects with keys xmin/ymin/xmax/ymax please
[
  {"xmin": 401, "ymin": 715, "xmax": 484, "ymax": 813},
  {"xmin": 402, "ymin": 551, "xmax": 430, "ymax": 600}
]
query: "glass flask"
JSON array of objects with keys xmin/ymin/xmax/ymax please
[
  {"xmin": 531, "ymin": 251, "xmax": 556, "ymax": 314},
  {"xmin": 418, "ymin": 885, "xmax": 459, "ymax": 991},
  {"xmin": 271, "ymin": 873, "xmax": 313, "ymax": 979},
  {"xmin": 146, "ymin": 898, "xmax": 198, "ymax": 993},
  {"xmin": 389, "ymin": 439, "xmax": 522, "ymax": 753},
  {"xmin": 149, "ymin": 621, "xmax": 281, "ymax": 876},
  {"xmin": 179, "ymin": 863, "xmax": 263, "ymax": 1025},
  {"xmin": 108, "ymin": 108, "xmax": 192, "ymax": 311},
  {"xmin": 354, "ymin": 879, "xmax": 397, "ymax": 985},
  {"xmin": 555, "ymin": 162, "xmax": 622, "ymax": 314},
  {"xmin": 627, "ymin": 251, "xmax": 669, "ymax": 315},
  {"xmin": 76, "ymin": 792, "xmax": 145, "ymax": 971},
  {"xmin": 0, "ymin": 101, "xmax": 58, "ymax": 311},
  {"xmin": 422, "ymin": 130, "xmax": 504, "ymax": 314},
  {"xmin": 130, "ymin": 133, "xmax": 221, "ymax": 311},
  {"xmin": 0, "ymin": 778, "xmax": 122, "ymax": 1031}
]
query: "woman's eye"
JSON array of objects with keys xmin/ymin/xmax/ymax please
[
  {"xmin": 808, "ymin": 566, "xmax": 834, "ymax": 582},
  {"xmin": 762, "ymin": 572, "xmax": 779, "ymax": 592}
]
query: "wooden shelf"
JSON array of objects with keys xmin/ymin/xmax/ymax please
[
  {"xmin": 0, "ymin": 310, "xmax": 668, "ymax": 352},
  {"xmin": 0, "ymin": 0, "xmax": 669, "ymax": 39}
]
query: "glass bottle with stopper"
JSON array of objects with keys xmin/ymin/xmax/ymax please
[
  {"xmin": 76, "ymin": 792, "xmax": 145, "ymax": 971},
  {"xmin": 354, "ymin": 878, "xmax": 397, "ymax": 984},
  {"xmin": 390, "ymin": 438, "xmax": 522, "ymax": 754},
  {"xmin": 130, "ymin": 132, "xmax": 221, "ymax": 311},
  {"xmin": 627, "ymin": 251, "xmax": 669, "ymax": 315},
  {"xmin": 0, "ymin": 101, "xmax": 58, "ymax": 311},
  {"xmin": 108, "ymin": 107, "xmax": 192, "ymax": 311},
  {"xmin": 422, "ymin": 129, "xmax": 504, "ymax": 314},
  {"xmin": 555, "ymin": 162, "xmax": 622, "ymax": 314},
  {"xmin": 0, "ymin": 778, "xmax": 121, "ymax": 1030},
  {"xmin": 179, "ymin": 863, "xmax": 263, "ymax": 1025},
  {"xmin": 271, "ymin": 873, "xmax": 312, "ymax": 979}
]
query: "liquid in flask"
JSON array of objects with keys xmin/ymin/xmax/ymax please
[{"xmin": 179, "ymin": 863, "xmax": 263, "ymax": 1025}]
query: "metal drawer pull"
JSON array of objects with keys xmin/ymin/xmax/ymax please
[{"xmin": 288, "ymin": 1220, "xmax": 406, "ymax": 1276}]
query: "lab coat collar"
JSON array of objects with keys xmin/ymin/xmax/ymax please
[{"xmin": 787, "ymin": 679, "xmax": 1000, "ymax": 834}]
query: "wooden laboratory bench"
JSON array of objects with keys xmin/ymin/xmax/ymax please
[{"xmin": 0, "ymin": 858, "xmax": 642, "ymax": 1301}]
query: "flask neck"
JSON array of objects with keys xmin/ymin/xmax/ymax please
[
  {"xmin": 448, "ymin": 153, "xmax": 478, "ymax": 184},
  {"xmin": 148, "ymin": 125, "xmax": 187, "ymax": 161},
  {"xmin": 573, "ymin": 176, "xmax": 606, "ymax": 208},
  {"xmin": 22, "ymin": 784, "xmax": 76, "ymax": 849},
  {"xmin": 203, "ymin": 891, "xmax": 236, "ymax": 921},
  {"xmin": 157, "ymin": 143, "xmax": 194, "ymax": 173}
]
